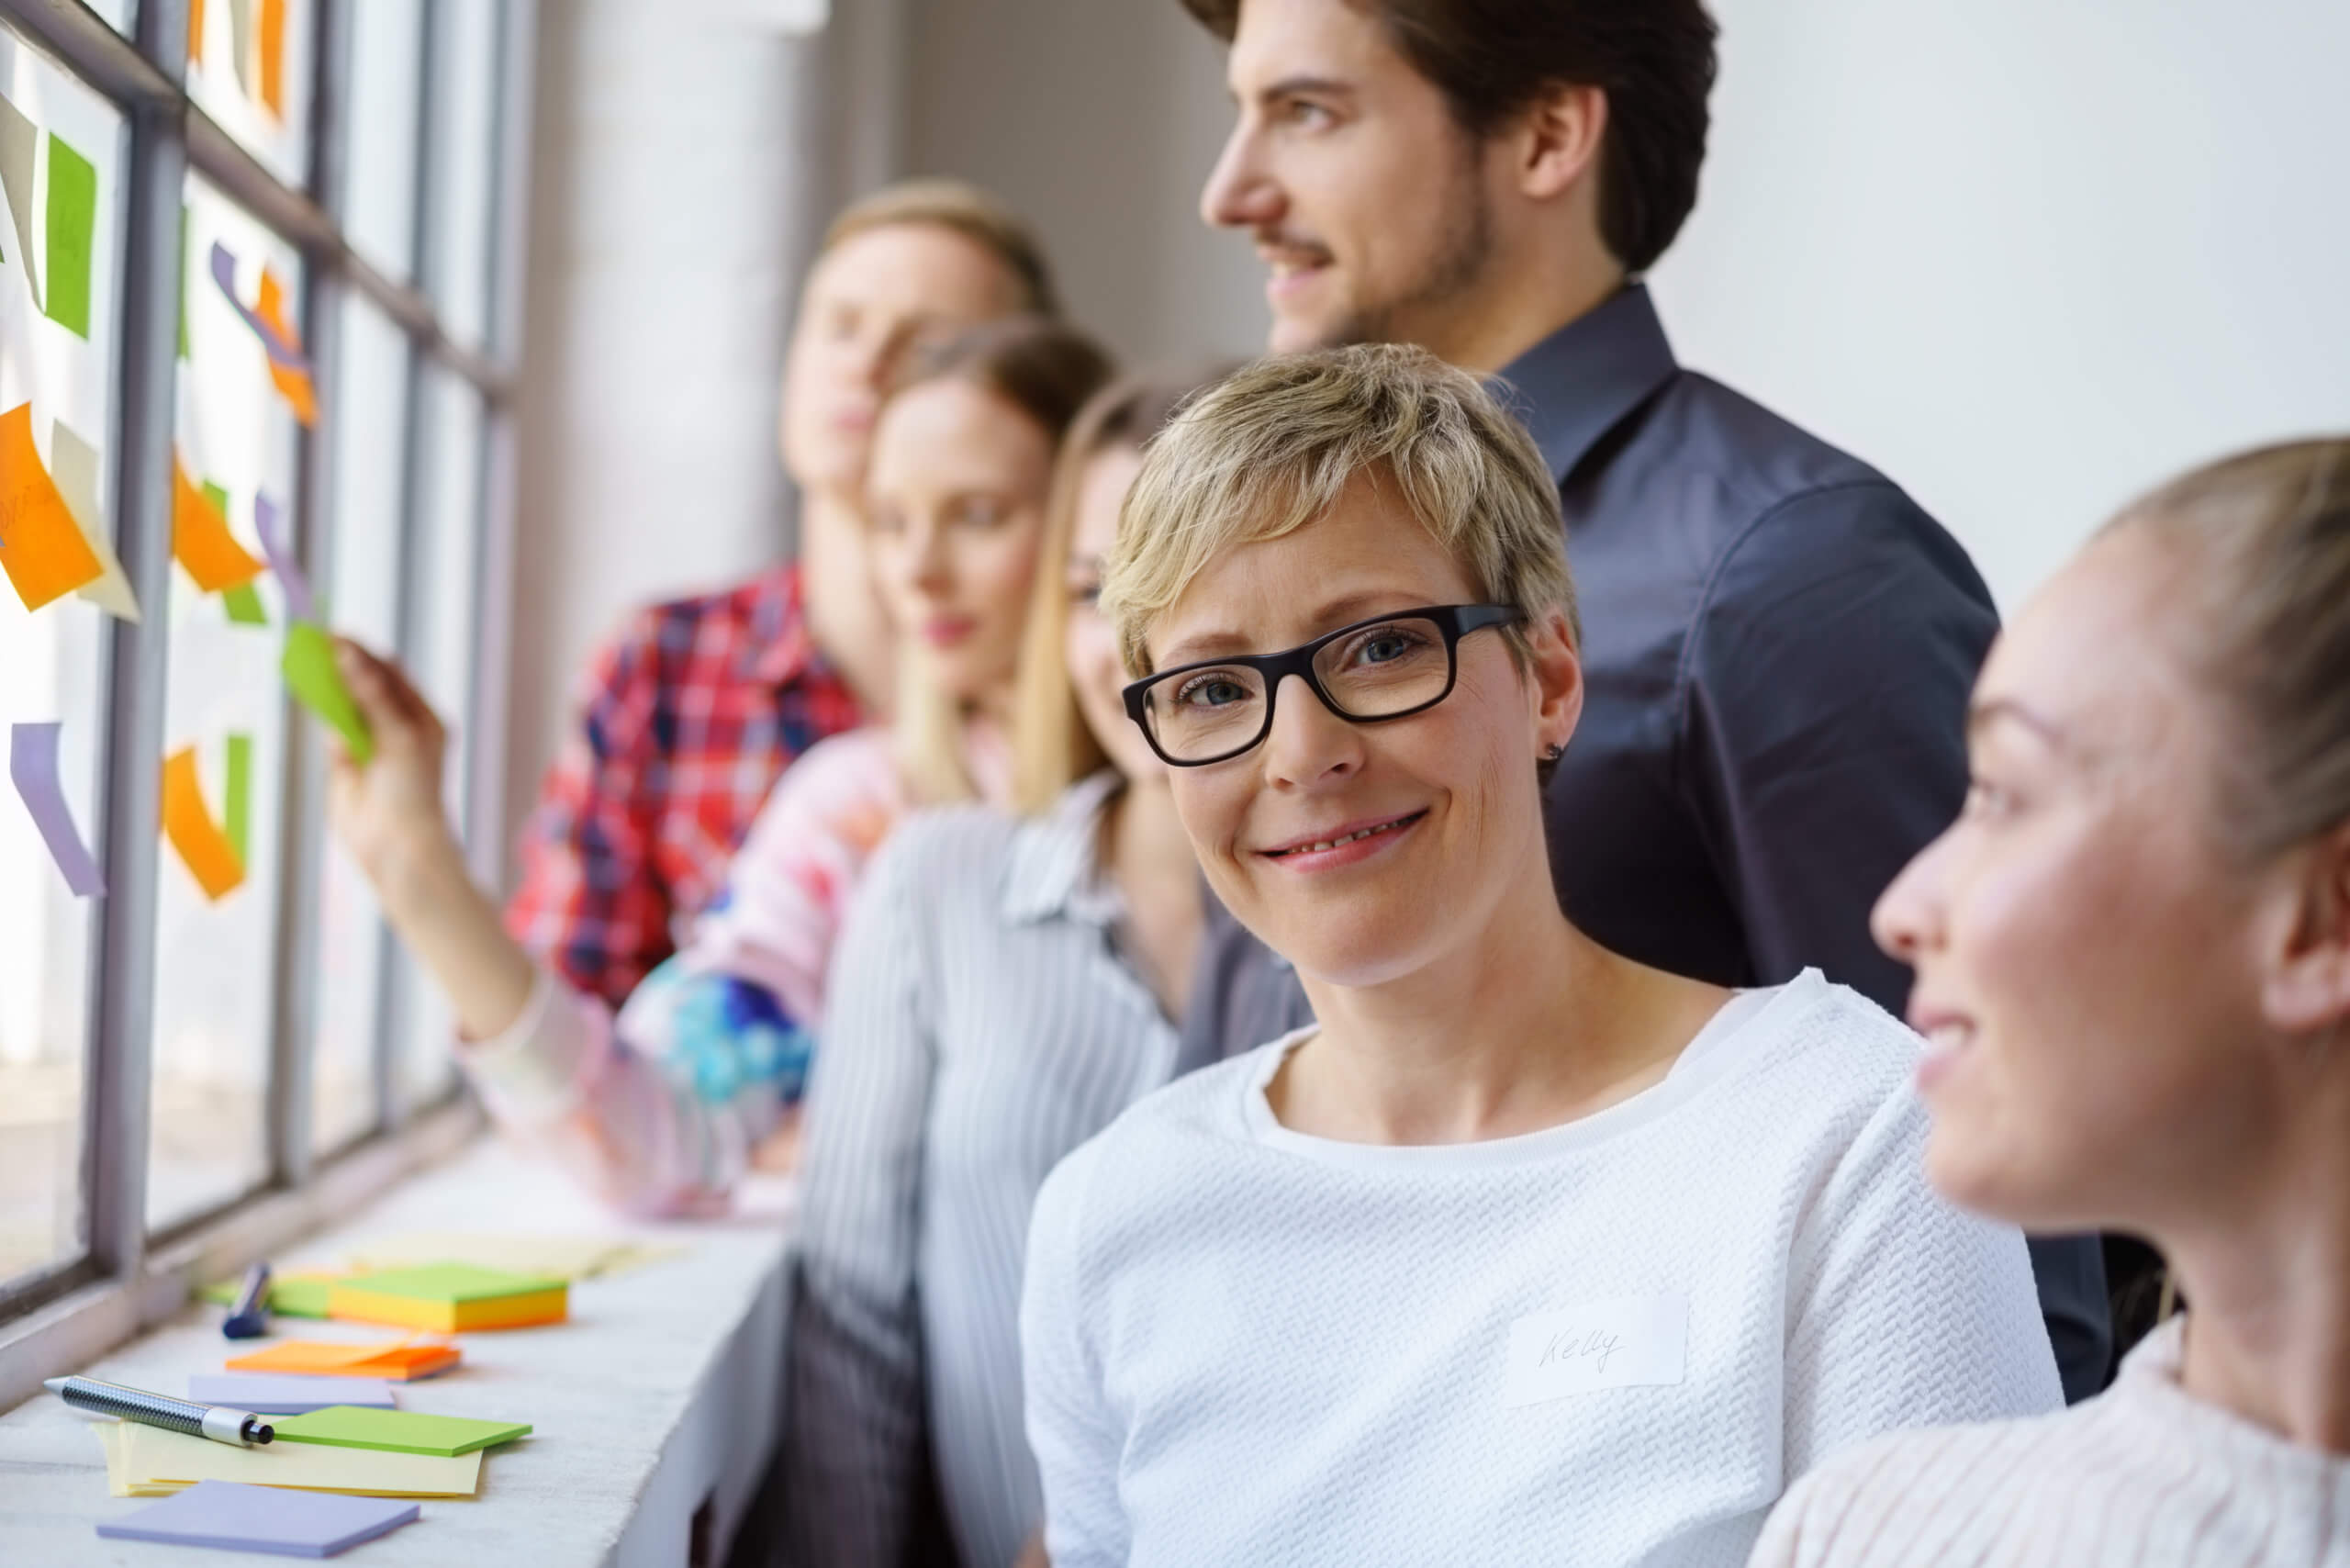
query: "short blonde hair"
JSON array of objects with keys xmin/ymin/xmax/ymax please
[
  {"xmin": 1011, "ymin": 371, "xmax": 1231, "ymax": 813},
  {"xmin": 823, "ymin": 178, "xmax": 1059, "ymax": 318},
  {"xmin": 1102, "ymin": 343, "xmax": 1577, "ymax": 678}
]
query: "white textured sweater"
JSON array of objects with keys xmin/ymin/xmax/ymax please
[
  {"xmin": 1750, "ymin": 1316, "xmax": 2350, "ymax": 1567},
  {"xmin": 1021, "ymin": 970, "xmax": 2063, "ymax": 1568}
]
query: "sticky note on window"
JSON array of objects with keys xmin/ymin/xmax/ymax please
[
  {"xmin": 41, "ymin": 131, "xmax": 95, "ymax": 339},
  {"xmin": 10, "ymin": 721, "xmax": 104, "ymax": 896},
  {"xmin": 330, "ymin": 1265, "xmax": 568, "ymax": 1333},
  {"xmin": 258, "ymin": 0, "xmax": 288, "ymax": 118},
  {"xmin": 283, "ymin": 622, "xmax": 374, "ymax": 762},
  {"xmin": 161, "ymin": 744, "xmax": 247, "ymax": 901},
  {"xmin": 95, "ymin": 1479, "xmax": 420, "ymax": 1556},
  {"xmin": 0, "ymin": 401, "xmax": 105, "ymax": 610},
  {"xmin": 172, "ymin": 456, "xmax": 263, "ymax": 593},
  {"xmin": 210, "ymin": 243, "xmax": 319, "ymax": 426},
  {"xmin": 270, "ymin": 1406, "xmax": 531, "ymax": 1458},
  {"xmin": 50, "ymin": 420, "xmax": 140, "ymax": 622},
  {"xmin": 254, "ymin": 491, "xmax": 311, "ymax": 619},
  {"xmin": 0, "ymin": 95, "xmax": 41, "ymax": 306}
]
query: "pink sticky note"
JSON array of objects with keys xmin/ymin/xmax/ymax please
[{"xmin": 9, "ymin": 721, "xmax": 103, "ymax": 896}]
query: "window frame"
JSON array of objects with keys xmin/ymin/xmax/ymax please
[{"xmin": 0, "ymin": 0, "xmax": 533, "ymax": 1399}]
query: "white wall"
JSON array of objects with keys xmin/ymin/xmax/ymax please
[{"xmin": 1650, "ymin": 0, "xmax": 2350, "ymax": 611}]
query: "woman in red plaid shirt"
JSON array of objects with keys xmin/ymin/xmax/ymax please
[
  {"xmin": 326, "ymin": 312, "xmax": 1113, "ymax": 1213},
  {"xmin": 507, "ymin": 180, "xmax": 1062, "ymax": 1013}
]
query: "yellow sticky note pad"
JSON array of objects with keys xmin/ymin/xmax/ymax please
[
  {"xmin": 103, "ymin": 1422, "xmax": 482, "ymax": 1498},
  {"xmin": 340, "ymin": 1234, "xmax": 680, "ymax": 1282}
]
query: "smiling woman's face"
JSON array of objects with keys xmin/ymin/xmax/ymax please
[
  {"xmin": 1145, "ymin": 472, "xmax": 1576, "ymax": 988},
  {"xmin": 1871, "ymin": 527, "xmax": 2277, "ymax": 1234}
]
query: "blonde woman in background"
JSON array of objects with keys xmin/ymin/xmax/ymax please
[
  {"xmin": 326, "ymin": 319, "xmax": 1112, "ymax": 1215},
  {"xmin": 1750, "ymin": 438, "xmax": 2350, "ymax": 1566},
  {"xmin": 779, "ymin": 375, "xmax": 1224, "ymax": 1568}
]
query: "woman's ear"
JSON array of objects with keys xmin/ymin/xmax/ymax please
[
  {"xmin": 1526, "ymin": 608, "xmax": 1583, "ymax": 758},
  {"xmin": 2259, "ymin": 820, "xmax": 2350, "ymax": 1036}
]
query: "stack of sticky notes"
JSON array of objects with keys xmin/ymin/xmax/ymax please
[
  {"xmin": 190, "ymin": 1373, "xmax": 397, "ymax": 1414},
  {"xmin": 197, "ymin": 1271, "xmax": 346, "ymax": 1319},
  {"xmin": 227, "ymin": 1338, "xmax": 461, "ymax": 1382},
  {"xmin": 96, "ymin": 1423, "xmax": 481, "ymax": 1499},
  {"xmin": 272, "ymin": 1406, "xmax": 531, "ymax": 1457},
  {"xmin": 96, "ymin": 1479, "xmax": 419, "ymax": 1556},
  {"xmin": 328, "ymin": 1264, "xmax": 567, "ymax": 1332}
]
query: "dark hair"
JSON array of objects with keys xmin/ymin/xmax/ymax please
[
  {"xmin": 886, "ymin": 316, "xmax": 1117, "ymax": 445},
  {"xmin": 1181, "ymin": 0, "xmax": 1718, "ymax": 274}
]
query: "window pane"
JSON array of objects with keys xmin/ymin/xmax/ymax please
[
  {"xmin": 392, "ymin": 362, "xmax": 482, "ymax": 1114},
  {"xmin": 0, "ymin": 33, "xmax": 125, "ymax": 1286},
  {"xmin": 341, "ymin": 0, "xmax": 421, "ymax": 283},
  {"xmin": 149, "ymin": 180, "xmax": 305, "ymax": 1232},
  {"xmin": 88, "ymin": 1, "xmax": 136, "ymax": 35},
  {"xmin": 186, "ymin": 0, "xmax": 315, "ymax": 191},
  {"xmin": 425, "ymin": 0, "xmax": 499, "ymax": 350},
  {"xmin": 308, "ymin": 295, "xmax": 408, "ymax": 1156}
]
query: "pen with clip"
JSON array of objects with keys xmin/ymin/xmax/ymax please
[{"xmin": 44, "ymin": 1375, "xmax": 275, "ymax": 1446}]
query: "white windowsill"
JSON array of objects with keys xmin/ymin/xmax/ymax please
[{"xmin": 0, "ymin": 1134, "xmax": 800, "ymax": 1566}]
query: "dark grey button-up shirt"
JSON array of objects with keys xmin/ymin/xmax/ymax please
[{"xmin": 1174, "ymin": 286, "xmax": 2110, "ymax": 1400}]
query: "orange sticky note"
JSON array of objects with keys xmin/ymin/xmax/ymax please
[
  {"xmin": 226, "ymin": 1337, "xmax": 461, "ymax": 1382},
  {"xmin": 187, "ymin": 0, "xmax": 207, "ymax": 63},
  {"xmin": 254, "ymin": 271, "xmax": 318, "ymax": 427},
  {"xmin": 258, "ymin": 0, "xmax": 287, "ymax": 117},
  {"xmin": 160, "ymin": 745, "xmax": 246, "ymax": 902},
  {"xmin": 0, "ymin": 402, "xmax": 106, "ymax": 611},
  {"xmin": 172, "ymin": 457, "xmax": 264, "ymax": 593}
]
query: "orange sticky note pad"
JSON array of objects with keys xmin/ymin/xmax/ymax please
[
  {"xmin": 0, "ymin": 402, "xmax": 105, "ymax": 611},
  {"xmin": 225, "ymin": 1338, "xmax": 462, "ymax": 1382},
  {"xmin": 172, "ymin": 457, "xmax": 264, "ymax": 593},
  {"xmin": 160, "ymin": 745, "xmax": 246, "ymax": 902}
]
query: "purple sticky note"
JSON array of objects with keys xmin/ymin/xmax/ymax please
[
  {"xmin": 9, "ymin": 721, "xmax": 104, "ymax": 896},
  {"xmin": 95, "ymin": 1479, "xmax": 419, "ymax": 1557},
  {"xmin": 189, "ymin": 1373, "xmax": 398, "ymax": 1414},
  {"xmin": 252, "ymin": 492, "xmax": 312, "ymax": 621},
  {"xmin": 208, "ymin": 241, "xmax": 313, "ymax": 375}
]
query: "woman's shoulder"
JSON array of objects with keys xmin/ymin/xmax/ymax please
[
  {"xmin": 1034, "ymin": 1037, "xmax": 1292, "ymax": 1225},
  {"xmin": 1701, "ymin": 969, "xmax": 1929, "ymax": 1115}
]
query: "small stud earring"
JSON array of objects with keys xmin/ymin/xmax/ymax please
[{"xmin": 1542, "ymin": 744, "xmax": 1564, "ymax": 761}]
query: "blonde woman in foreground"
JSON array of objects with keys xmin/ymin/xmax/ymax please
[
  {"xmin": 1020, "ymin": 345, "xmax": 2062, "ymax": 1568},
  {"xmin": 1751, "ymin": 438, "xmax": 2350, "ymax": 1566}
]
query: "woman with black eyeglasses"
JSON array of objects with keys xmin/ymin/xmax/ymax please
[{"xmin": 1018, "ymin": 345, "xmax": 2064, "ymax": 1568}]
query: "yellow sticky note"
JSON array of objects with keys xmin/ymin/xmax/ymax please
[
  {"xmin": 172, "ymin": 455, "xmax": 264, "ymax": 594},
  {"xmin": 161, "ymin": 745, "xmax": 247, "ymax": 902},
  {"xmin": 0, "ymin": 401, "xmax": 105, "ymax": 610},
  {"xmin": 340, "ymin": 1233, "xmax": 677, "ymax": 1282},
  {"xmin": 112, "ymin": 1420, "xmax": 483, "ymax": 1497}
]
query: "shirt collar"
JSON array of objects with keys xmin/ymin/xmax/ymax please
[
  {"xmin": 1002, "ymin": 769, "xmax": 1127, "ymax": 927},
  {"xmin": 1491, "ymin": 283, "xmax": 1682, "ymax": 487},
  {"xmin": 744, "ymin": 563, "xmax": 824, "ymax": 687}
]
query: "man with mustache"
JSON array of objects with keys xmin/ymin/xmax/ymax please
[{"xmin": 1169, "ymin": 0, "xmax": 2111, "ymax": 1401}]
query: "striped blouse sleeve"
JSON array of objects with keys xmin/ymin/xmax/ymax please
[{"xmin": 780, "ymin": 823, "xmax": 940, "ymax": 1564}]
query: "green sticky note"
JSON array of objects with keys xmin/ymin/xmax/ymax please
[
  {"xmin": 269, "ymin": 1405, "xmax": 532, "ymax": 1457},
  {"xmin": 282, "ymin": 620, "xmax": 373, "ymax": 762},
  {"xmin": 196, "ymin": 1273, "xmax": 339, "ymax": 1317},
  {"xmin": 222, "ymin": 580, "xmax": 267, "ymax": 624},
  {"xmin": 221, "ymin": 733, "xmax": 252, "ymax": 865},
  {"xmin": 41, "ymin": 131, "xmax": 95, "ymax": 339},
  {"xmin": 338, "ymin": 1263, "xmax": 564, "ymax": 1302}
]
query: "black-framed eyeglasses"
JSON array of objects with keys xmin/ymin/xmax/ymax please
[{"xmin": 1122, "ymin": 603, "xmax": 1524, "ymax": 767}]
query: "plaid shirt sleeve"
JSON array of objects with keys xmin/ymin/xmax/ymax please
[{"xmin": 505, "ymin": 610, "xmax": 674, "ymax": 1009}]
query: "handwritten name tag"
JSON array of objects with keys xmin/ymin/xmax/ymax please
[{"xmin": 1502, "ymin": 1294, "xmax": 1688, "ymax": 1408}]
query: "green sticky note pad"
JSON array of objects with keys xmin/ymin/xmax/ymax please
[
  {"xmin": 270, "ymin": 1405, "xmax": 532, "ymax": 1457},
  {"xmin": 283, "ymin": 621, "xmax": 373, "ymax": 763},
  {"xmin": 196, "ymin": 1273, "xmax": 340, "ymax": 1318},
  {"xmin": 338, "ymin": 1263, "xmax": 565, "ymax": 1302},
  {"xmin": 42, "ymin": 131, "xmax": 95, "ymax": 339}
]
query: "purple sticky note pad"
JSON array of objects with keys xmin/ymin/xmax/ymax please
[
  {"xmin": 95, "ymin": 1479, "xmax": 419, "ymax": 1557},
  {"xmin": 9, "ymin": 721, "xmax": 104, "ymax": 896},
  {"xmin": 189, "ymin": 1373, "xmax": 398, "ymax": 1414}
]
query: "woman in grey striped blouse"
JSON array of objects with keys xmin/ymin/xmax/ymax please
[{"xmin": 778, "ymin": 375, "xmax": 1221, "ymax": 1568}]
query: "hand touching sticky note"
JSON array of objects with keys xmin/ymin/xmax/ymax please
[
  {"xmin": 0, "ymin": 402, "xmax": 105, "ymax": 610},
  {"xmin": 284, "ymin": 622, "xmax": 374, "ymax": 762}
]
